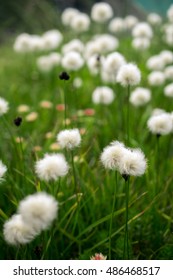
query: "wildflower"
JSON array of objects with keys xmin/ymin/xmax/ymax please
[
  {"xmin": 40, "ymin": 100, "xmax": 53, "ymax": 109},
  {"xmin": 18, "ymin": 192, "xmax": 58, "ymax": 231},
  {"xmin": 100, "ymin": 141, "xmax": 126, "ymax": 170},
  {"xmin": 92, "ymin": 86, "xmax": 115, "ymax": 105},
  {"xmin": 25, "ymin": 112, "xmax": 38, "ymax": 122},
  {"xmin": 71, "ymin": 13, "xmax": 90, "ymax": 32},
  {"xmin": 61, "ymin": 8, "xmax": 80, "ymax": 26},
  {"xmin": 0, "ymin": 97, "xmax": 9, "ymax": 116},
  {"xmin": 164, "ymin": 65, "xmax": 173, "ymax": 80},
  {"xmin": 124, "ymin": 15, "xmax": 138, "ymax": 30},
  {"xmin": 108, "ymin": 18, "xmax": 125, "ymax": 33},
  {"xmin": 0, "ymin": 160, "xmax": 7, "ymax": 181},
  {"xmin": 160, "ymin": 50, "xmax": 173, "ymax": 66},
  {"xmin": 73, "ymin": 77, "xmax": 83, "ymax": 88},
  {"xmin": 147, "ymin": 13, "xmax": 162, "ymax": 26},
  {"xmin": 87, "ymin": 54, "xmax": 104, "ymax": 75},
  {"xmin": 146, "ymin": 55, "xmax": 164, "ymax": 71},
  {"xmin": 91, "ymin": 2, "xmax": 113, "ymax": 23},
  {"xmin": 90, "ymin": 253, "xmax": 107, "ymax": 260},
  {"xmin": 57, "ymin": 128, "xmax": 81, "ymax": 150},
  {"xmin": 164, "ymin": 83, "xmax": 173, "ymax": 97},
  {"xmin": 119, "ymin": 148, "xmax": 147, "ymax": 177},
  {"xmin": 17, "ymin": 104, "xmax": 30, "ymax": 113},
  {"xmin": 42, "ymin": 30, "xmax": 63, "ymax": 51},
  {"xmin": 62, "ymin": 39, "xmax": 84, "ymax": 54},
  {"xmin": 56, "ymin": 104, "xmax": 65, "ymax": 111},
  {"xmin": 130, "ymin": 87, "xmax": 151, "ymax": 107},
  {"xmin": 132, "ymin": 22, "xmax": 153, "ymax": 38},
  {"xmin": 35, "ymin": 153, "xmax": 69, "ymax": 182},
  {"xmin": 132, "ymin": 37, "xmax": 150, "ymax": 50},
  {"xmin": 147, "ymin": 113, "xmax": 173, "ymax": 136},
  {"xmin": 148, "ymin": 71, "xmax": 165, "ymax": 86},
  {"xmin": 103, "ymin": 52, "xmax": 126, "ymax": 75},
  {"xmin": 61, "ymin": 51, "xmax": 84, "ymax": 71},
  {"xmin": 14, "ymin": 117, "xmax": 22, "ymax": 127},
  {"xmin": 116, "ymin": 63, "xmax": 141, "ymax": 87},
  {"xmin": 3, "ymin": 214, "xmax": 37, "ymax": 245},
  {"xmin": 167, "ymin": 4, "xmax": 173, "ymax": 23}
]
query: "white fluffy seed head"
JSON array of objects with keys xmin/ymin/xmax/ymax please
[
  {"xmin": 103, "ymin": 52, "xmax": 126, "ymax": 75},
  {"xmin": 164, "ymin": 83, "xmax": 173, "ymax": 97},
  {"xmin": 146, "ymin": 55, "xmax": 164, "ymax": 71},
  {"xmin": 0, "ymin": 97, "xmax": 9, "ymax": 116},
  {"xmin": 108, "ymin": 18, "xmax": 125, "ymax": 33},
  {"xmin": 167, "ymin": 4, "xmax": 173, "ymax": 23},
  {"xmin": 91, "ymin": 2, "xmax": 113, "ymax": 23},
  {"xmin": 62, "ymin": 39, "xmax": 84, "ymax": 54},
  {"xmin": 92, "ymin": 86, "xmax": 115, "ymax": 105},
  {"xmin": 119, "ymin": 148, "xmax": 147, "ymax": 177},
  {"xmin": 116, "ymin": 63, "xmax": 141, "ymax": 87},
  {"xmin": 132, "ymin": 22, "xmax": 153, "ymax": 38},
  {"xmin": 148, "ymin": 71, "xmax": 165, "ymax": 86},
  {"xmin": 61, "ymin": 8, "xmax": 80, "ymax": 26},
  {"xmin": 61, "ymin": 51, "xmax": 84, "ymax": 71},
  {"xmin": 124, "ymin": 15, "xmax": 138, "ymax": 30},
  {"xmin": 35, "ymin": 153, "xmax": 69, "ymax": 182},
  {"xmin": 147, "ymin": 13, "xmax": 162, "ymax": 26},
  {"xmin": 164, "ymin": 65, "xmax": 173, "ymax": 80},
  {"xmin": 130, "ymin": 87, "xmax": 151, "ymax": 107},
  {"xmin": 0, "ymin": 160, "xmax": 7, "ymax": 181},
  {"xmin": 3, "ymin": 214, "xmax": 37, "ymax": 245},
  {"xmin": 41, "ymin": 30, "xmax": 63, "ymax": 51},
  {"xmin": 57, "ymin": 128, "xmax": 81, "ymax": 150},
  {"xmin": 71, "ymin": 13, "xmax": 90, "ymax": 32},
  {"xmin": 132, "ymin": 37, "xmax": 150, "ymax": 50},
  {"xmin": 160, "ymin": 50, "xmax": 173, "ymax": 65},
  {"xmin": 18, "ymin": 192, "xmax": 58, "ymax": 231},
  {"xmin": 100, "ymin": 141, "xmax": 126, "ymax": 170},
  {"xmin": 147, "ymin": 113, "xmax": 173, "ymax": 135}
]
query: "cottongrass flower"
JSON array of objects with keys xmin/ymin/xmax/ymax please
[
  {"xmin": 92, "ymin": 86, "xmax": 115, "ymax": 105},
  {"xmin": 3, "ymin": 214, "xmax": 37, "ymax": 245},
  {"xmin": 87, "ymin": 54, "xmax": 104, "ymax": 75},
  {"xmin": 124, "ymin": 15, "xmax": 138, "ymax": 30},
  {"xmin": 146, "ymin": 55, "xmax": 164, "ymax": 71},
  {"xmin": 91, "ymin": 2, "xmax": 113, "ymax": 23},
  {"xmin": 100, "ymin": 141, "xmax": 126, "ymax": 171},
  {"xmin": 132, "ymin": 22, "xmax": 153, "ymax": 38},
  {"xmin": 57, "ymin": 129, "xmax": 81, "ymax": 150},
  {"xmin": 103, "ymin": 52, "xmax": 126, "ymax": 76},
  {"xmin": 71, "ymin": 13, "xmax": 90, "ymax": 32},
  {"xmin": 42, "ymin": 30, "xmax": 63, "ymax": 51},
  {"xmin": 164, "ymin": 83, "xmax": 173, "ymax": 97},
  {"xmin": 35, "ymin": 153, "xmax": 69, "ymax": 182},
  {"xmin": 167, "ymin": 4, "xmax": 173, "ymax": 23},
  {"xmin": 160, "ymin": 50, "xmax": 173, "ymax": 66},
  {"xmin": 118, "ymin": 148, "xmax": 147, "ymax": 178},
  {"xmin": 90, "ymin": 253, "xmax": 107, "ymax": 260},
  {"xmin": 130, "ymin": 87, "xmax": 151, "ymax": 107},
  {"xmin": 62, "ymin": 39, "xmax": 84, "ymax": 54},
  {"xmin": 0, "ymin": 97, "xmax": 9, "ymax": 116},
  {"xmin": 73, "ymin": 77, "xmax": 83, "ymax": 88},
  {"xmin": 164, "ymin": 65, "xmax": 173, "ymax": 80},
  {"xmin": 18, "ymin": 192, "xmax": 58, "ymax": 231},
  {"xmin": 132, "ymin": 37, "xmax": 150, "ymax": 51},
  {"xmin": 116, "ymin": 63, "xmax": 141, "ymax": 87},
  {"xmin": 147, "ymin": 13, "xmax": 162, "ymax": 26},
  {"xmin": 108, "ymin": 17, "xmax": 125, "ymax": 33},
  {"xmin": 148, "ymin": 71, "xmax": 165, "ymax": 86},
  {"xmin": 147, "ymin": 113, "xmax": 173, "ymax": 136},
  {"xmin": 0, "ymin": 160, "xmax": 7, "ymax": 181},
  {"xmin": 61, "ymin": 7, "xmax": 79, "ymax": 26},
  {"xmin": 61, "ymin": 51, "xmax": 84, "ymax": 71}
]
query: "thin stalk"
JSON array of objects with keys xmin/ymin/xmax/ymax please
[
  {"xmin": 109, "ymin": 171, "xmax": 117, "ymax": 260},
  {"xmin": 155, "ymin": 135, "xmax": 160, "ymax": 195},
  {"xmin": 126, "ymin": 85, "xmax": 130, "ymax": 145},
  {"xmin": 71, "ymin": 150, "xmax": 79, "ymax": 194},
  {"xmin": 64, "ymin": 85, "xmax": 67, "ymax": 129},
  {"xmin": 123, "ymin": 176, "xmax": 130, "ymax": 259}
]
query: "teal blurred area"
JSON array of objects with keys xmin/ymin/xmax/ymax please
[{"xmin": 133, "ymin": 0, "xmax": 173, "ymax": 16}]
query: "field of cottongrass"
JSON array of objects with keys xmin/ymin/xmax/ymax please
[{"xmin": 0, "ymin": 2, "xmax": 173, "ymax": 260}]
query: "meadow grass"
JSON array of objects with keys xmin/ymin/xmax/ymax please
[{"xmin": 0, "ymin": 9, "xmax": 173, "ymax": 260}]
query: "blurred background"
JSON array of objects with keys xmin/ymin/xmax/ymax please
[{"xmin": 0, "ymin": 0, "xmax": 173, "ymax": 40}]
